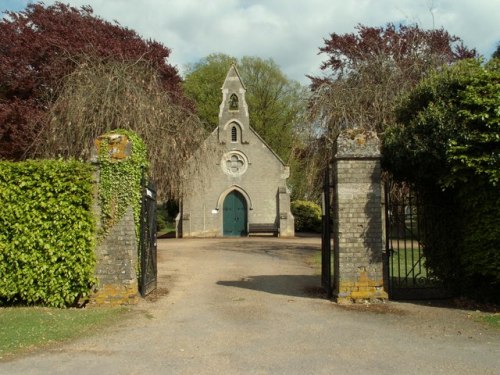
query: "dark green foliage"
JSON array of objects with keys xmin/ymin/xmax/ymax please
[
  {"xmin": 164, "ymin": 200, "xmax": 179, "ymax": 219},
  {"xmin": 156, "ymin": 207, "xmax": 168, "ymax": 233},
  {"xmin": 417, "ymin": 187, "xmax": 462, "ymax": 284},
  {"xmin": 384, "ymin": 59, "xmax": 500, "ymax": 187},
  {"xmin": 291, "ymin": 200, "xmax": 322, "ymax": 232},
  {"xmin": 493, "ymin": 43, "xmax": 500, "ymax": 59},
  {"xmin": 416, "ymin": 181, "xmax": 500, "ymax": 301},
  {"xmin": 156, "ymin": 200, "xmax": 178, "ymax": 233},
  {"xmin": 458, "ymin": 181, "xmax": 500, "ymax": 299},
  {"xmin": 383, "ymin": 59, "xmax": 500, "ymax": 301},
  {"xmin": 0, "ymin": 160, "xmax": 96, "ymax": 307}
]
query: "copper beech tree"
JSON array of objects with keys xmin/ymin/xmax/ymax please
[
  {"xmin": 308, "ymin": 23, "xmax": 476, "ymax": 138},
  {"xmin": 0, "ymin": 3, "xmax": 206, "ymax": 199},
  {"xmin": 0, "ymin": 2, "xmax": 191, "ymax": 161},
  {"xmin": 296, "ymin": 23, "xmax": 477, "ymax": 201}
]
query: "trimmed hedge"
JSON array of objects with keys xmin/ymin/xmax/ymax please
[
  {"xmin": 291, "ymin": 200, "xmax": 322, "ymax": 232},
  {"xmin": 0, "ymin": 160, "xmax": 96, "ymax": 307}
]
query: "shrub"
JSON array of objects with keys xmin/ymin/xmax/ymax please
[
  {"xmin": 383, "ymin": 59, "xmax": 500, "ymax": 300},
  {"xmin": 291, "ymin": 200, "xmax": 322, "ymax": 232},
  {"xmin": 0, "ymin": 160, "xmax": 95, "ymax": 307}
]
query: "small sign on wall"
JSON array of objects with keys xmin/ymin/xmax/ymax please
[{"xmin": 94, "ymin": 134, "xmax": 132, "ymax": 161}]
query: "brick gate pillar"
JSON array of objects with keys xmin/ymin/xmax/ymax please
[
  {"xmin": 90, "ymin": 133, "xmax": 139, "ymax": 306},
  {"xmin": 333, "ymin": 130, "xmax": 388, "ymax": 303}
]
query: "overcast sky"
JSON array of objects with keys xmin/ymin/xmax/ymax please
[{"xmin": 3, "ymin": 0, "xmax": 500, "ymax": 84}]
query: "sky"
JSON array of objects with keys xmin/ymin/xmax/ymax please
[{"xmin": 2, "ymin": 0, "xmax": 499, "ymax": 84}]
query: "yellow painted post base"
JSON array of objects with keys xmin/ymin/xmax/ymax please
[
  {"xmin": 89, "ymin": 282, "xmax": 139, "ymax": 307},
  {"xmin": 335, "ymin": 271, "xmax": 388, "ymax": 304}
]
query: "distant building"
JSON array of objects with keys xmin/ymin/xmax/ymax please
[{"xmin": 176, "ymin": 65, "xmax": 294, "ymax": 237}]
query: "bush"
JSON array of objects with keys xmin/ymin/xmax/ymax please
[
  {"xmin": 457, "ymin": 181, "xmax": 500, "ymax": 300},
  {"xmin": 0, "ymin": 160, "xmax": 96, "ymax": 307},
  {"xmin": 291, "ymin": 200, "xmax": 322, "ymax": 232},
  {"xmin": 383, "ymin": 59, "xmax": 500, "ymax": 301}
]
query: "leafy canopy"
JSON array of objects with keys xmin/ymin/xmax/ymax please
[
  {"xmin": 0, "ymin": 2, "xmax": 189, "ymax": 160},
  {"xmin": 300, "ymin": 23, "xmax": 475, "ymax": 202},
  {"xmin": 384, "ymin": 58, "xmax": 500, "ymax": 187},
  {"xmin": 309, "ymin": 23, "xmax": 476, "ymax": 136},
  {"xmin": 493, "ymin": 42, "xmax": 500, "ymax": 59},
  {"xmin": 36, "ymin": 57, "xmax": 205, "ymax": 199}
]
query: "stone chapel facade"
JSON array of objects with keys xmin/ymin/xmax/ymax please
[{"xmin": 176, "ymin": 65, "xmax": 294, "ymax": 237}]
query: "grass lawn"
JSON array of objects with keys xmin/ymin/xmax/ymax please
[
  {"xmin": 479, "ymin": 313, "xmax": 500, "ymax": 329},
  {"xmin": 0, "ymin": 307, "xmax": 130, "ymax": 359},
  {"xmin": 157, "ymin": 221, "xmax": 176, "ymax": 238},
  {"xmin": 310, "ymin": 250, "xmax": 322, "ymax": 273},
  {"xmin": 314, "ymin": 244, "xmax": 438, "ymax": 288}
]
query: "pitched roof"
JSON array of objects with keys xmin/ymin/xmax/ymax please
[{"xmin": 221, "ymin": 63, "xmax": 246, "ymax": 90}]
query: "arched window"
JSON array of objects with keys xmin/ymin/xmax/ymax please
[
  {"xmin": 231, "ymin": 125, "xmax": 238, "ymax": 142},
  {"xmin": 229, "ymin": 93, "xmax": 238, "ymax": 110}
]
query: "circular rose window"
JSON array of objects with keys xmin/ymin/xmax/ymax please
[{"xmin": 221, "ymin": 151, "xmax": 248, "ymax": 176}]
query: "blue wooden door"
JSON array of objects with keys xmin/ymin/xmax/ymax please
[{"xmin": 223, "ymin": 191, "xmax": 247, "ymax": 236}]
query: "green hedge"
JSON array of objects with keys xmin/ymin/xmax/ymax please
[
  {"xmin": 291, "ymin": 200, "xmax": 322, "ymax": 232},
  {"xmin": 383, "ymin": 59, "xmax": 500, "ymax": 301},
  {"xmin": 0, "ymin": 160, "xmax": 96, "ymax": 307}
]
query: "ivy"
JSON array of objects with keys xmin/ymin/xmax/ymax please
[
  {"xmin": 97, "ymin": 129, "xmax": 148, "ymax": 240},
  {"xmin": 0, "ymin": 160, "xmax": 96, "ymax": 307}
]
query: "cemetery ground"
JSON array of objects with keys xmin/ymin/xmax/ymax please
[{"xmin": 1, "ymin": 236, "xmax": 499, "ymax": 374}]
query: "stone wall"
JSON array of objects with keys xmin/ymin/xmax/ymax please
[
  {"xmin": 332, "ymin": 130, "xmax": 388, "ymax": 303},
  {"xmin": 90, "ymin": 206, "xmax": 139, "ymax": 306}
]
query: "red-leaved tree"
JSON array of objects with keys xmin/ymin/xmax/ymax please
[
  {"xmin": 0, "ymin": 2, "xmax": 188, "ymax": 160},
  {"xmin": 297, "ymin": 23, "xmax": 477, "ymax": 201},
  {"xmin": 308, "ymin": 23, "xmax": 476, "ymax": 135}
]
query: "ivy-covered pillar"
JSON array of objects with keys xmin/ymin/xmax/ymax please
[
  {"xmin": 332, "ymin": 129, "xmax": 388, "ymax": 303},
  {"xmin": 90, "ymin": 131, "xmax": 147, "ymax": 306}
]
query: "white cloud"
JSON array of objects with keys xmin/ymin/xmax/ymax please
[{"xmin": 9, "ymin": 0, "xmax": 500, "ymax": 84}]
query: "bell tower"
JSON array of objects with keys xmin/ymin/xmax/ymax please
[{"xmin": 218, "ymin": 64, "xmax": 249, "ymax": 144}]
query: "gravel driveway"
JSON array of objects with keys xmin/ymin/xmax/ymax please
[{"xmin": 1, "ymin": 236, "xmax": 499, "ymax": 374}]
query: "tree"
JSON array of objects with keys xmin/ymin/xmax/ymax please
[
  {"xmin": 183, "ymin": 54, "xmax": 235, "ymax": 131},
  {"xmin": 493, "ymin": 42, "xmax": 500, "ymax": 59},
  {"xmin": 0, "ymin": 2, "xmax": 190, "ymax": 160},
  {"xmin": 183, "ymin": 53, "xmax": 307, "ymax": 162},
  {"xmin": 287, "ymin": 135, "xmax": 330, "ymax": 202},
  {"xmin": 383, "ymin": 59, "xmax": 500, "ymax": 300},
  {"xmin": 302, "ymin": 23, "xmax": 476, "ymax": 202},
  {"xmin": 308, "ymin": 23, "xmax": 476, "ymax": 138},
  {"xmin": 35, "ymin": 57, "xmax": 205, "ymax": 200},
  {"xmin": 384, "ymin": 59, "xmax": 500, "ymax": 187}
]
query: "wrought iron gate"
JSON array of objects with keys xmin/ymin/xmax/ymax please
[
  {"xmin": 139, "ymin": 179, "xmax": 157, "ymax": 297},
  {"xmin": 321, "ymin": 166, "xmax": 333, "ymax": 298},
  {"xmin": 385, "ymin": 181, "xmax": 449, "ymax": 299}
]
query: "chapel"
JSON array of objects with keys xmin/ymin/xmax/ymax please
[{"xmin": 176, "ymin": 65, "xmax": 294, "ymax": 237}]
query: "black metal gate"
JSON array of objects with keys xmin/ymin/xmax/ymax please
[
  {"xmin": 385, "ymin": 180, "xmax": 449, "ymax": 299},
  {"xmin": 321, "ymin": 166, "xmax": 333, "ymax": 298},
  {"xmin": 139, "ymin": 179, "xmax": 157, "ymax": 297}
]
